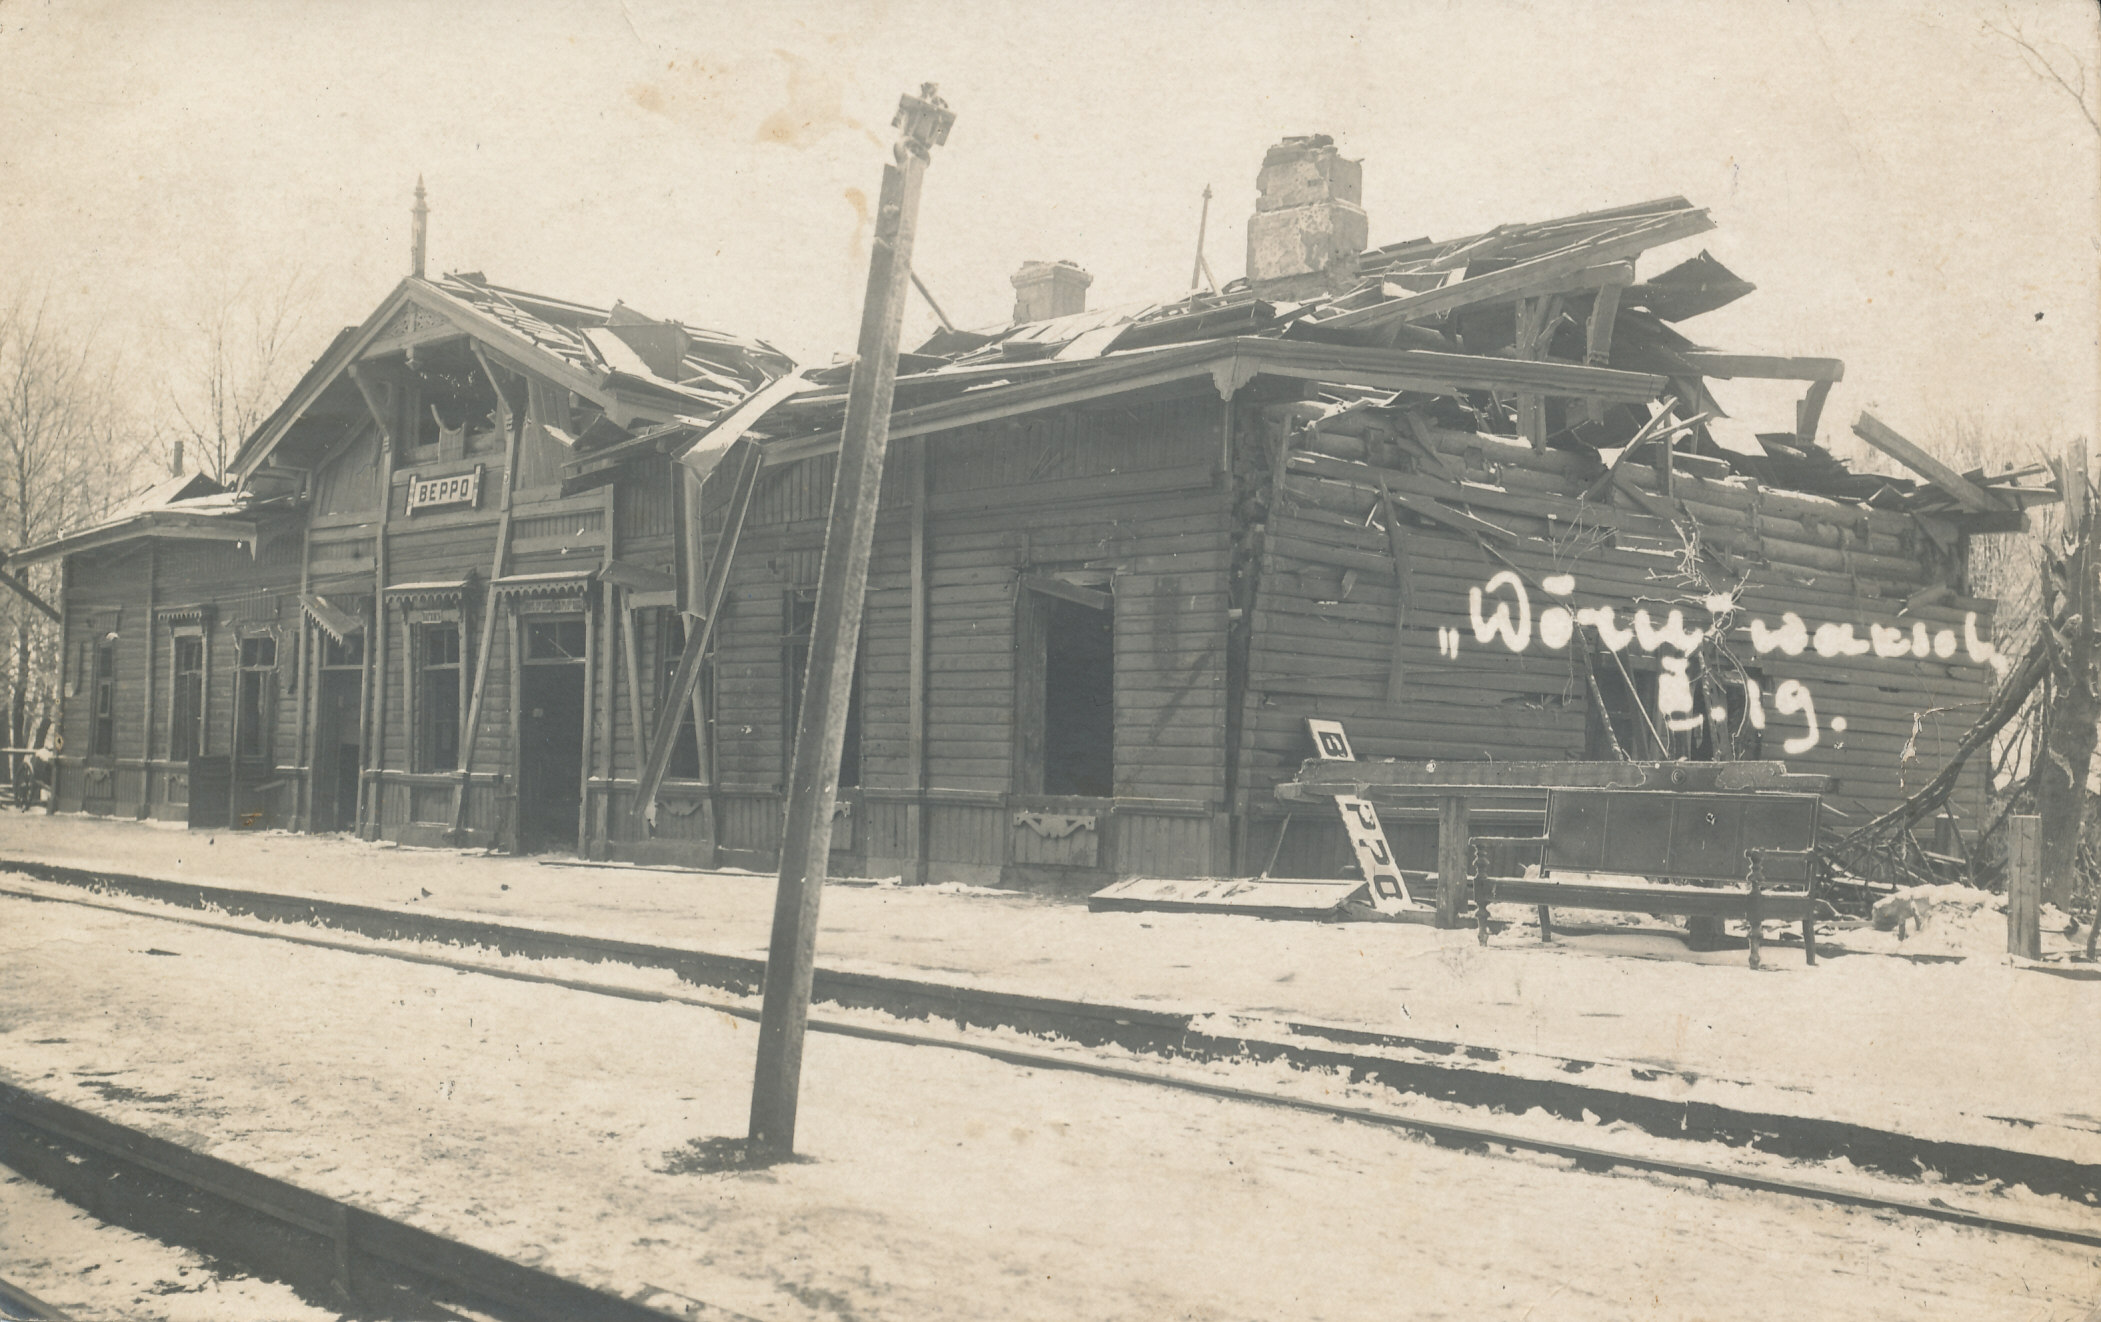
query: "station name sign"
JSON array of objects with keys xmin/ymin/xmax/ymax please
[{"xmin": 404, "ymin": 465, "xmax": 483, "ymax": 515}]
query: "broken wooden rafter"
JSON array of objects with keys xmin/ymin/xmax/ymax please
[
  {"xmin": 1851, "ymin": 412, "xmax": 2006, "ymax": 514},
  {"xmin": 1679, "ymin": 354, "xmax": 1844, "ymax": 383},
  {"xmin": 1795, "ymin": 379, "xmax": 1834, "ymax": 443},
  {"xmin": 1314, "ymin": 208, "xmax": 1714, "ymax": 332}
]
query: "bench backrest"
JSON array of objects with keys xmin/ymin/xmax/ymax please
[{"xmin": 1543, "ymin": 789, "xmax": 1820, "ymax": 884}]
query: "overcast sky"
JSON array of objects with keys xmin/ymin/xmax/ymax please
[{"xmin": 3, "ymin": 0, "xmax": 2095, "ymax": 469}]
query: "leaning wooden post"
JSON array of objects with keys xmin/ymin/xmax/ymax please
[
  {"xmin": 749, "ymin": 85, "xmax": 953, "ymax": 1157},
  {"xmin": 2007, "ymin": 813, "xmax": 2042, "ymax": 960}
]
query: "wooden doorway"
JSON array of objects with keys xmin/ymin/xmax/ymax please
[
  {"xmin": 517, "ymin": 616, "xmax": 587, "ymax": 853},
  {"xmin": 1015, "ymin": 575, "xmax": 1114, "ymax": 798},
  {"xmin": 311, "ymin": 631, "xmax": 365, "ymax": 833}
]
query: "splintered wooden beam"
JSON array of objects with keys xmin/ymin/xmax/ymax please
[
  {"xmin": 1583, "ymin": 281, "xmax": 1624, "ymax": 425},
  {"xmin": 1852, "ymin": 411, "xmax": 2005, "ymax": 513},
  {"xmin": 1796, "ymin": 379, "xmax": 1833, "ymax": 443},
  {"xmin": 1679, "ymin": 354, "xmax": 1845, "ymax": 382},
  {"xmin": 1317, "ymin": 208, "xmax": 1713, "ymax": 331},
  {"xmin": 630, "ymin": 438, "xmax": 764, "ymax": 825}
]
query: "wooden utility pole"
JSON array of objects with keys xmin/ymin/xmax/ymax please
[
  {"xmin": 2038, "ymin": 447, "xmax": 2096, "ymax": 908},
  {"xmin": 748, "ymin": 85, "xmax": 954, "ymax": 1157}
]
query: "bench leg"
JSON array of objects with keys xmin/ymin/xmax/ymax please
[
  {"xmin": 1536, "ymin": 905, "xmax": 1553, "ymax": 942},
  {"xmin": 1803, "ymin": 911, "xmax": 1816, "ymax": 966}
]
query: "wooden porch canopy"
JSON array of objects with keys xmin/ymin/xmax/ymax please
[{"xmin": 298, "ymin": 593, "xmax": 364, "ymax": 643}]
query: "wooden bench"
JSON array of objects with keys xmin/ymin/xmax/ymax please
[{"xmin": 1470, "ymin": 788, "xmax": 1821, "ymax": 967}]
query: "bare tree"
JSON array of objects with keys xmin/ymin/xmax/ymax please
[
  {"xmin": 0, "ymin": 292, "xmax": 144, "ymax": 784},
  {"xmin": 161, "ymin": 269, "xmax": 313, "ymax": 480},
  {"xmin": 1984, "ymin": 3, "xmax": 2100, "ymax": 139}
]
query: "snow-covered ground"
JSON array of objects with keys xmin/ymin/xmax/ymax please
[
  {"xmin": 1, "ymin": 813, "xmax": 2094, "ymax": 1159},
  {"xmin": 0, "ymin": 1162, "xmax": 332, "ymax": 1322},
  {"xmin": 1, "ymin": 895, "xmax": 2094, "ymax": 1321}
]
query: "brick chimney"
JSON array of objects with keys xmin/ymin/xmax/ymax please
[
  {"xmin": 1245, "ymin": 135, "xmax": 1366, "ymax": 298},
  {"xmin": 1010, "ymin": 260, "xmax": 1092, "ymax": 323}
]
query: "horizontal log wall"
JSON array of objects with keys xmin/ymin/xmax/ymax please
[{"xmin": 1237, "ymin": 406, "xmax": 1999, "ymax": 848}]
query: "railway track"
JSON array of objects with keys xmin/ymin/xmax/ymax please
[
  {"xmin": 0, "ymin": 1273, "xmax": 71, "ymax": 1322},
  {"xmin": 2, "ymin": 876, "xmax": 2096, "ymax": 1256}
]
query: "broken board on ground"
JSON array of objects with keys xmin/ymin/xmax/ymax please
[
  {"xmin": 1087, "ymin": 875, "xmax": 1364, "ymax": 919},
  {"xmin": 1087, "ymin": 720, "xmax": 1434, "ymax": 922}
]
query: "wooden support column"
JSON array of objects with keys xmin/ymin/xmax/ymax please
[
  {"xmin": 906, "ymin": 435, "xmax": 928, "ymax": 884},
  {"xmin": 349, "ymin": 366, "xmax": 398, "ymax": 838},
  {"xmin": 1436, "ymin": 793, "xmax": 1469, "ymax": 929},
  {"xmin": 448, "ymin": 346, "xmax": 526, "ymax": 842},
  {"xmin": 620, "ymin": 601, "xmax": 646, "ymax": 798},
  {"xmin": 577, "ymin": 589, "xmax": 598, "ymax": 854},
  {"xmin": 750, "ymin": 85, "xmax": 952, "ymax": 1158},
  {"xmin": 596, "ymin": 482, "xmax": 616, "ymax": 857},
  {"xmin": 592, "ymin": 578, "xmax": 615, "ymax": 857},
  {"xmin": 294, "ymin": 510, "xmax": 314, "ymax": 829},
  {"xmin": 139, "ymin": 545, "xmax": 156, "ymax": 818},
  {"xmin": 504, "ymin": 611, "xmax": 522, "ymax": 852},
  {"xmin": 2006, "ymin": 814, "xmax": 2042, "ymax": 960}
]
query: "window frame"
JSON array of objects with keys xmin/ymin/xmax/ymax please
[
  {"xmin": 411, "ymin": 617, "xmax": 464, "ymax": 774},
  {"xmin": 90, "ymin": 637, "xmax": 117, "ymax": 760},
  {"xmin": 234, "ymin": 632, "xmax": 279, "ymax": 763},
  {"xmin": 168, "ymin": 628, "xmax": 207, "ymax": 763}
]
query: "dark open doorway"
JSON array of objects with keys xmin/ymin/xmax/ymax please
[
  {"xmin": 311, "ymin": 630, "xmax": 365, "ymax": 833},
  {"xmin": 1016, "ymin": 576, "xmax": 1114, "ymax": 798},
  {"xmin": 518, "ymin": 617, "xmax": 587, "ymax": 853}
]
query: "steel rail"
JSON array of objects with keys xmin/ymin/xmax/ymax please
[
  {"xmin": 0, "ymin": 1074, "xmax": 746, "ymax": 1322},
  {"xmin": 0, "ymin": 1274, "xmax": 73, "ymax": 1322},
  {"xmin": 3, "ymin": 882, "xmax": 2096, "ymax": 1251}
]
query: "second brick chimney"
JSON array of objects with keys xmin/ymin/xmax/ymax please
[
  {"xmin": 1010, "ymin": 260, "xmax": 1092, "ymax": 323},
  {"xmin": 1245, "ymin": 135, "xmax": 1366, "ymax": 299}
]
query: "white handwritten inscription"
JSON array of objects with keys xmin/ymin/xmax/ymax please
[{"xmin": 1450, "ymin": 571, "xmax": 2001, "ymax": 754}]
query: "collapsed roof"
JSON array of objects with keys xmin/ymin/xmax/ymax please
[{"xmin": 686, "ymin": 153, "xmax": 2051, "ymax": 527}]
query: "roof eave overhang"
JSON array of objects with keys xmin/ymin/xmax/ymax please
[{"xmin": 7, "ymin": 513, "xmax": 262, "ymax": 568}]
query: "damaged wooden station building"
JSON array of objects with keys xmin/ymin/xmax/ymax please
[{"xmin": 15, "ymin": 137, "xmax": 2055, "ymax": 889}]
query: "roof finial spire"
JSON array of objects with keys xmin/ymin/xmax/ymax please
[{"xmin": 411, "ymin": 176, "xmax": 429, "ymax": 280}]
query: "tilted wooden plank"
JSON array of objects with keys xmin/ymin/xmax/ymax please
[
  {"xmin": 630, "ymin": 439, "xmax": 764, "ymax": 825},
  {"xmin": 1680, "ymin": 354, "xmax": 1845, "ymax": 382},
  {"xmin": 1852, "ymin": 412, "xmax": 2004, "ymax": 514}
]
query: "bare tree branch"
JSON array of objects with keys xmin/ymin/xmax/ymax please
[{"xmin": 1984, "ymin": 4, "xmax": 2101, "ymax": 139}]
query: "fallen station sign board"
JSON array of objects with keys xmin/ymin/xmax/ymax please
[{"xmin": 404, "ymin": 465, "xmax": 483, "ymax": 515}]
